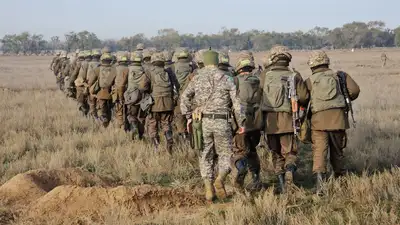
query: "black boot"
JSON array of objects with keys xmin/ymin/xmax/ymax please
[
  {"xmin": 247, "ymin": 171, "xmax": 262, "ymax": 192},
  {"xmin": 278, "ymin": 174, "xmax": 286, "ymax": 194},
  {"xmin": 316, "ymin": 172, "xmax": 325, "ymax": 196}
]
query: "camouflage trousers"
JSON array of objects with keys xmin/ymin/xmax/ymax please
[
  {"xmin": 127, "ymin": 104, "xmax": 146, "ymax": 138},
  {"xmin": 96, "ymin": 99, "xmax": 113, "ymax": 127},
  {"xmin": 312, "ymin": 130, "xmax": 346, "ymax": 176},
  {"xmin": 174, "ymin": 101, "xmax": 187, "ymax": 134},
  {"xmin": 88, "ymin": 94, "xmax": 97, "ymax": 118},
  {"xmin": 200, "ymin": 118, "xmax": 233, "ymax": 180},
  {"xmin": 114, "ymin": 102, "xmax": 124, "ymax": 128},
  {"xmin": 147, "ymin": 111, "xmax": 173, "ymax": 139},
  {"xmin": 232, "ymin": 130, "xmax": 261, "ymax": 174},
  {"xmin": 267, "ymin": 133, "xmax": 298, "ymax": 175},
  {"xmin": 76, "ymin": 86, "xmax": 89, "ymax": 115}
]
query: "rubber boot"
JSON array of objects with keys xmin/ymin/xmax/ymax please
[
  {"xmin": 214, "ymin": 172, "xmax": 229, "ymax": 200},
  {"xmin": 316, "ymin": 172, "xmax": 325, "ymax": 196},
  {"xmin": 278, "ymin": 174, "xmax": 286, "ymax": 194},
  {"xmin": 204, "ymin": 179, "xmax": 216, "ymax": 202}
]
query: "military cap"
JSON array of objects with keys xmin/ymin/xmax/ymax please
[
  {"xmin": 116, "ymin": 51, "xmax": 130, "ymax": 62},
  {"xmin": 136, "ymin": 43, "xmax": 145, "ymax": 50},
  {"xmin": 130, "ymin": 51, "xmax": 143, "ymax": 62},
  {"xmin": 150, "ymin": 51, "xmax": 165, "ymax": 63},
  {"xmin": 91, "ymin": 49, "xmax": 102, "ymax": 57},
  {"xmin": 203, "ymin": 50, "xmax": 219, "ymax": 66},
  {"xmin": 307, "ymin": 50, "xmax": 330, "ymax": 68},
  {"xmin": 269, "ymin": 45, "xmax": 292, "ymax": 63}
]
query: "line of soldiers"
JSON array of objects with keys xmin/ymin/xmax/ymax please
[{"xmin": 50, "ymin": 44, "xmax": 360, "ymax": 202}]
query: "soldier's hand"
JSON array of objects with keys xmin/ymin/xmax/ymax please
[
  {"xmin": 238, "ymin": 127, "xmax": 245, "ymax": 134},
  {"xmin": 187, "ymin": 119, "xmax": 193, "ymax": 132}
]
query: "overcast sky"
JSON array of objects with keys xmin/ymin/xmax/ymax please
[{"xmin": 1, "ymin": 0, "xmax": 398, "ymax": 40}]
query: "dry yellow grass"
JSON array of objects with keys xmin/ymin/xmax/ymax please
[{"xmin": 0, "ymin": 48, "xmax": 399, "ymax": 224}]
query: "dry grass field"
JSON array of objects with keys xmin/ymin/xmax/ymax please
[{"xmin": 0, "ymin": 48, "xmax": 400, "ymax": 224}]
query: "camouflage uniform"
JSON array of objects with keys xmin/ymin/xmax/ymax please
[
  {"xmin": 112, "ymin": 51, "xmax": 130, "ymax": 128},
  {"xmin": 180, "ymin": 50, "xmax": 245, "ymax": 201},
  {"xmin": 173, "ymin": 48, "xmax": 194, "ymax": 138},
  {"xmin": 139, "ymin": 52, "xmax": 176, "ymax": 152},
  {"xmin": 91, "ymin": 52, "xmax": 117, "ymax": 127},
  {"xmin": 231, "ymin": 51, "xmax": 262, "ymax": 191},
  {"xmin": 259, "ymin": 46, "xmax": 309, "ymax": 193},
  {"xmin": 50, "ymin": 52, "xmax": 60, "ymax": 72},
  {"xmin": 305, "ymin": 50, "xmax": 360, "ymax": 193},
  {"xmin": 381, "ymin": 52, "xmax": 388, "ymax": 67},
  {"xmin": 87, "ymin": 49, "xmax": 102, "ymax": 119},
  {"xmin": 127, "ymin": 51, "xmax": 146, "ymax": 140},
  {"xmin": 54, "ymin": 51, "xmax": 68, "ymax": 90},
  {"xmin": 69, "ymin": 51, "xmax": 85, "ymax": 99}
]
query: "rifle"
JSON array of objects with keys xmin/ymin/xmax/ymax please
[
  {"xmin": 288, "ymin": 73, "xmax": 300, "ymax": 136},
  {"xmin": 337, "ymin": 71, "xmax": 356, "ymax": 128}
]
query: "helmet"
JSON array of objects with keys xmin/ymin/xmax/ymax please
[
  {"xmin": 203, "ymin": 50, "xmax": 219, "ymax": 66},
  {"xmin": 100, "ymin": 52, "xmax": 113, "ymax": 61},
  {"xmin": 60, "ymin": 51, "xmax": 67, "ymax": 58},
  {"xmin": 235, "ymin": 58, "xmax": 255, "ymax": 72},
  {"xmin": 130, "ymin": 51, "xmax": 143, "ymax": 62},
  {"xmin": 83, "ymin": 50, "xmax": 92, "ymax": 58},
  {"xmin": 102, "ymin": 47, "xmax": 111, "ymax": 54},
  {"xmin": 75, "ymin": 49, "xmax": 80, "ymax": 54},
  {"xmin": 116, "ymin": 51, "xmax": 130, "ymax": 62},
  {"xmin": 307, "ymin": 50, "xmax": 330, "ymax": 68},
  {"xmin": 91, "ymin": 49, "xmax": 101, "ymax": 57},
  {"xmin": 78, "ymin": 51, "xmax": 85, "ymax": 58},
  {"xmin": 269, "ymin": 45, "xmax": 292, "ymax": 64},
  {"xmin": 150, "ymin": 52, "xmax": 165, "ymax": 63},
  {"xmin": 218, "ymin": 51, "xmax": 230, "ymax": 65},
  {"xmin": 136, "ymin": 43, "xmax": 145, "ymax": 50},
  {"xmin": 173, "ymin": 47, "xmax": 189, "ymax": 61},
  {"xmin": 56, "ymin": 51, "xmax": 61, "ymax": 56},
  {"xmin": 163, "ymin": 50, "xmax": 174, "ymax": 62}
]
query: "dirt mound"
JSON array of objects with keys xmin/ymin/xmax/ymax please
[
  {"xmin": 0, "ymin": 168, "xmax": 205, "ymax": 225},
  {"xmin": 0, "ymin": 168, "xmax": 114, "ymax": 210},
  {"xmin": 21, "ymin": 185, "xmax": 205, "ymax": 224}
]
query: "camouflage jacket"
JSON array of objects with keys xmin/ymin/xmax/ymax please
[{"xmin": 180, "ymin": 66, "xmax": 245, "ymax": 125}]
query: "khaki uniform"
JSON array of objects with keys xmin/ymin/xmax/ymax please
[
  {"xmin": 305, "ymin": 68, "xmax": 360, "ymax": 175},
  {"xmin": 76, "ymin": 59, "xmax": 91, "ymax": 115},
  {"xmin": 50, "ymin": 56, "xmax": 59, "ymax": 72},
  {"xmin": 87, "ymin": 59, "xmax": 101, "ymax": 118},
  {"xmin": 139, "ymin": 64, "xmax": 175, "ymax": 150},
  {"xmin": 113, "ymin": 63, "xmax": 129, "ymax": 128},
  {"xmin": 260, "ymin": 65, "xmax": 309, "ymax": 174},
  {"xmin": 174, "ymin": 58, "xmax": 193, "ymax": 134}
]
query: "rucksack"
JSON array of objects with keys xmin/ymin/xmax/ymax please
[{"xmin": 261, "ymin": 71, "xmax": 293, "ymax": 112}]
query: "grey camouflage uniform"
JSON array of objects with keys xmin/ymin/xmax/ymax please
[{"xmin": 181, "ymin": 66, "xmax": 244, "ymax": 180}]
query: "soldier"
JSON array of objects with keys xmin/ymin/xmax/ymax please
[
  {"xmin": 173, "ymin": 48, "xmax": 194, "ymax": 140},
  {"xmin": 59, "ymin": 52, "xmax": 71, "ymax": 91},
  {"xmin": 112, "ymin": 51, "xmax": 130, "ymax": 129},
  {"xmin": 87, "ymin": 49, "xmax": 102, "ymax": 119},
  {"xmin": 74, "ymin": 50, "xmax": 92, "ymax": 116},
  {"xmin": 231, "ymin": 52, "xmax": 262, "ymax": 192},
  {"xmin": 92, "ymin": 52, "xmax": 117, "ymax": 127},
  {"xmin": 136, "ymin": 43, "xmax": 145, "ymax": 52},
  {"xmin": 126, "ymin": 51, "xmax": 147, "ymax": 140},
  {"xmin": 54, "ymin": 51, "xmax": 68, "ymax": 90},
  {"xmin": 217, "ymin": 51, "xmax": 234, "ymax": 77},
  {"xmin": 305, "ymin": 50, "xmax": 360, "ymax": 194},
  {"xmin": 69, "ymin": 51, "xmax": 85, "ymax": 99},
  {"xmin": 259, "ymin": 45, "xmax": 309, "ymax": 193},
  {"xmin": 381, "ymin": 52, "xmax": 388, "ymax": 67},
  {"xmin": 50, "ymin": 51, "xmax": 61, "ymax": 72},
  {"xmin": 139, "ymin": 52, "xmax": 176, "ymax": 153},
  {"xmin": 180, "ymin": 50, "xmax": 245, "ymax": 202}
]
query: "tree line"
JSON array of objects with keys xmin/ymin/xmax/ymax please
[{"xmin": 2, "ymin": 21, "xmax": 400, "ymax": 54}]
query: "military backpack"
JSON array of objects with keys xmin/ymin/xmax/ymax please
[{"xmin": 261, "ymin": 70, "xmax": 293, "ymax": 113}]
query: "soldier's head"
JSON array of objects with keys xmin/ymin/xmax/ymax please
[
  {"xmin": 60, "ymin": 51, "xmax": 67, "ymax": 58},
  {"xmin": 307, "ymin": 50, "xmax": 330, "ymax": 71},
  {"xmin": 163, "ymin": 50, "xmax": 174, "ymax": 64},
  {"xmin": 91, "ymin": 49, "xmax": 102, "ymax": 61},
  {"xmin": 203, "ymin": 50, "xmax": 219, "ymax": 67},
  {"xmin": 150, "ymin": 52, "xmax": 165, "ymax": 67},
  {"xmin": 130, "ymin": 51, "xmax": 143, "ymax": 65},
  {"xmin": 56, "ymin": 51, "xmax": 61, "ymax": 56},
  {"xmin": 75, "ymin": 49, "xmax": 80, "ymax": 56},
  {"xmin": 136, "ymin": 43, "xmax": 145, "ymax": 51},
  {"xmin": 100, "ymin": 52, "xmax": 113, "ymax": 65},
  {"xmin": 116, "ymin": 51, "xmax": 130, "ymax": 65},
  {"xmin": 195, "ymin": 49, "xmax": 207, "ymax": 68},
  {"xmin": 268, "ymin": 45, "xmax": 292, "ymax": 67},
  {"xmin": 142, "ymin": 48, "xmax": 154, "ymax": 63},
  {"xmin": 175, "ymin": 48, "xmax": 190, "ymax": 61},
  {"xmin": 83, "ymin": 50, "xmax": 92, "ymax": 61},
  {"xmin": 235, "ymin": 58, "xmax": 255, "ymax": 75},
  {"xmin": 77, "ymin": 51, "xmax": 85, "ymax": 60},
  {"xmin": 218, "ymin": 51, "xmax": 230, "ymax": 67}
]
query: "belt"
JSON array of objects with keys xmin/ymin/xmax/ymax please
[{"xmin": 202, "ymin": 114, "xmax": 229, "ymax": 120}]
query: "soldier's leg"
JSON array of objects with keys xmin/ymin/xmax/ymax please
[
  {"xmin": 280, "ymin": 133, "xmax": 298, "ymax": 187},
  {"xmin": 76, "ymin": 87, "xmax": 88, "ymax": 116},
  {"xmin": 96, "ymin": 99, "xmax": 111, "ymax": 127},
  {"xmin": 247, "ymin": 130, "xmax": 262, "ymax": 190},
  {"xmin": 160, "ymin": 111, "xmax": 174, "ymax": 153},
  {"xmin": 114, "ymin": 102, "xmax": 124, "ymax": 128},
  {"xmin": 212, "ymin": 119, "xmax": 232, "ymax": 200},
  {"xmin": 267, "ymin": 134, "xmax": 284, "ymax": 175},
  {"xmin": 127, "ymin": 104, "xmax": 140, "ymax": 139},
  {"xmin": 231, "ymin": 133, "xmax": 248, "ymax": 189},
  {"xmin": 137, "ymin": 108, "xmax": 146, "ymax": 139},
  {"xmin": 147, "ymin": 112, "xmax": 160, "ymax": 149},
  {"xmin": 311, "ymin": 130, "xmax": 329, "ymax": 194},
  {"xmin": 200, "ymin": 119, "xmax": 217, "ymax": 201},
  {"xmin": 328, "ymin": 130, "xmax": 347, "ymax": 177},
  {"xmin": 88, "ymin": 95, "xmax": 97, "ymax": 119}
]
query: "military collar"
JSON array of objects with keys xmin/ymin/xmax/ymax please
[
  {"xmin": 312, "ymin": 67, "xmax": 331, "ymax": 74},
  {"xmin": 270, "ymin": 65, "xmax": 289, "ymax": 71}
]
